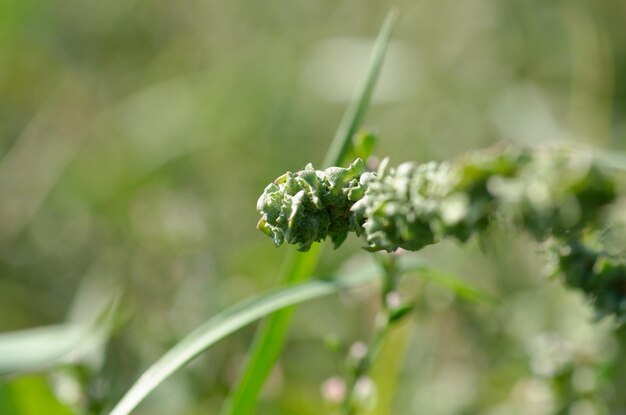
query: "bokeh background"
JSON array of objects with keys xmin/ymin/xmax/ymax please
[{"xmin": 2, "ymin": 0, "xmax": 626, "ymax": 414}]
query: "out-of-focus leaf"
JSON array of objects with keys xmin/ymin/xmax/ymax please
[
  {"xmin": 0, "ymin": 374, "xmax": 75, "ymax": 415},
  {"xmin": 351, "ymin": 131, "xmax": 378, "ymax": 161},
  {"xmin": 109, "ymin": 256, "xmax": 426, "ymax": 415},
  {"xmin": 388, "ymin": 303, "xmax": 415, "ymax": 323},
  {"xmin": 0, "ymin": 325, "xmax": 87, "ymax": 376},
  {"xmin": 0, "ymin": 280, "xmax": 120, "ymax": 376},
  {"xmin": 398, "ymin": 256, "xmax": 497, "ymax": 304}
]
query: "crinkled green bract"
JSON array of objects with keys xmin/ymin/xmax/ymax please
[
  {"xmin": 352, "ymin": 149, "xmax": 533, "ymax": 251},
  {"xmin": 256, "ymin": 158, "xmax": 375, "ymax": 252},
  {"xmin": 353, "ymin": 147, "xmax": 616, "ymax": 252},
  {"xmin": 258, "ymin": 146, "xmax": 616, "ymax": 253},
  {"xmin": 257, "ymin": 144, "xmax": 626, "ymax": 319}
]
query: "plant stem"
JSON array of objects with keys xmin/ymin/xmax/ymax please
[{"xmin": 342, "ymin": 254, "xmax": 403, "ymax": 415}]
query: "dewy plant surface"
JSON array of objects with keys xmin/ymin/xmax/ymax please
[{"xmin": 257, "ymin": 144, "xmax": 626, "ymax": 320}]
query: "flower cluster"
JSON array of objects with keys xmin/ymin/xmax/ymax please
[
  {"xmin": 258, "ymin": 146, "xmax": 616, "ymax": 252},
  {"xmin": 352, "ymin": 149, "xmax": 531, "ymax": 251},
  {"xmin": 257, "ymin": 145, "xmax": 626, "ymax": 319},
  {"xmin": 491, "ymin": 148, "xmax": 616, "ymax": 240},
  {"xmin": 256, "ymin": 158, "xmax": 375, "ymax": 251}
]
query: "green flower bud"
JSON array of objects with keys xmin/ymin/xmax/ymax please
[{"xmin": 256, "ymin": 158, "xmax": 368, "ymax": 251}]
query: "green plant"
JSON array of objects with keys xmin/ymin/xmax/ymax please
[
  {"xmin": 250, "ymin": 142, "xmax": 626, "ymax": 413},
  {"xmin": 107, "ymin": 11, "xmax": 401, "ymax": 415},
  {"xmin": 103, "ymin": 12, "xmax": 626, "ymax": 415},
  {"xmin": 5, "ymin": 3, "xmax": 626, "ymax": 415},
  {"xmin": 256, "ymin": 145, "xmax": 626, "ymax": 320}
]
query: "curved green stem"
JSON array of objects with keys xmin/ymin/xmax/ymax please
[{"xmin": 342, "ymin": 254, "xmax": 406, "ymax": 415}]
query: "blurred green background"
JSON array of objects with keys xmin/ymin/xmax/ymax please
[{"xmin": 2, "ymin": 0, "xmax": 626, "ymax": 414}]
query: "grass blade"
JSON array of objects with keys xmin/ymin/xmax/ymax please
[
  {"xmin": 109, "ymin": 261, "xmax": 396, "ymax": 415},
  {"xmin": 107, "ymin": 257, "xmax": 489, "ymax": 415},
  {"xmin": 222, "ymin": 10, "xmax": 398, "ymax": 415},
  {"xmin": 0, "ymin": 325, "xmax": 87, "ymax": 376},
  {"xmin": 219, "ymin": 246, "xmax": 320, "ymax": 415},
  {"xmin": 0, "ymin": 285, "xmax": 119, "ymax": 377},
  {"xmin": 108, "ymin": 258, "xmax": 439, "ymax": 415},
  {"xmin": 398, "ymin": 257, "xmax": 497, "ymax": 304},
  {"xmin": 323, "ymin": 9, "xmax": 399, "ymax": 168}
]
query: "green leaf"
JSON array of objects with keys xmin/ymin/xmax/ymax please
[
  {"xmin": 220, "ymin": 247, "xmax": 320, "ymax": 415},
  {"xmin": 322, "ymin": 10, "xmax": 399, "ymax": 169},
  {"xmin": 0, "ymin": 324, "xmax": 88, "ymax": 375},
  {"xmin": 0, "ymin": 283, "xmax": 119, "ymax": 376},
  {"xmin": 110, "ymin": 271, "xmax": 357, "ymax": 415},
  {"xmin": 224, "ymin": 10, "xmax": 398, "ymax": 415},
  {"xmin": 398, "ymin": 256, "xmax": 497, "ymax": 304},
  {"xmin": 388, "ymin": 304, "xmax": 414, "ymax": 324},
  {"xmin": 108, "ymin": 262, "xmax": 398, "ymax": 415},
  {"xmin": 352, "ymin": 131, "xmax": 378, "ymax": 161},
  {"xmin": 0, "ymin": 375, "xmax": 76, "ymax": 415},
  {"xmin": 0, "ymin": 324, "xmax": 86, "ymax": 376}
]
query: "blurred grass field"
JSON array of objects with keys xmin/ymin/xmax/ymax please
[{"xmin": 2, "ymin": 1, "xmax": 626, "ymax": 414}]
